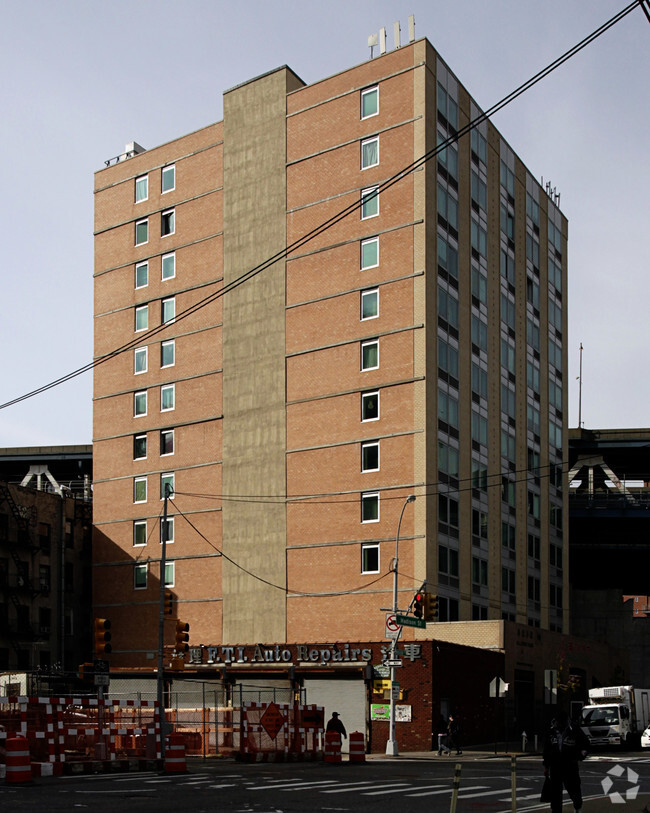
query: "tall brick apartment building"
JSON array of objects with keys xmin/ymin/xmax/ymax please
[{"xmin": 93, "ymin": 35, "xmax": 576, "ymax": 743}]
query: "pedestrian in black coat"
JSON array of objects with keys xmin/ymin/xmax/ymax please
[{"xmin": 542, "ymin": 709, "xmax": 589, "ymax": 813}]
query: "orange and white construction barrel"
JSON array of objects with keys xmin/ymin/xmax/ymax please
[
  {"xmin": 5, "ymin": 736, "xmax": 33, "ymax": 785},
  {"xmin": 164, "ymin": 733, "xmax": 188, "ymax": 774},
  {"xmin": 348, "ymin": 731, "xmax": 366, "ymax": 762},
  {"xmin": 324, "ymin": 731, "xmax": 342, "ymax": 763}
]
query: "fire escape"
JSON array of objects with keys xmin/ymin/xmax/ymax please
[{"xmin": 0, "ymin": 481, "xmax": 42, "ymax": 660}]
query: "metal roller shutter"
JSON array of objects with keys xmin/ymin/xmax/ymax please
[{"xmin": 303, "ymin": 676, "xmax": 366, "ymax": 753}]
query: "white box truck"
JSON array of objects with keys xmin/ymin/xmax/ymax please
[{"xmin": 579, "ymin": 685, "xmax": 650, "ymax": 747}]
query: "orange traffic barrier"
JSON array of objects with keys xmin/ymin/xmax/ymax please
[
  {"xmin": 324, "ymin": 731, "xmax": 341, "ymax": 763},
  {"xmin": 164, "ymin": 733, "xmax": 188, "ymax": 773},
  {"xmin": 5, "ymin": 736, "xmax": 33, "ymax": 784},
  {"xmin": 349, "ymin": 731, "xmax": 365, "ymax": 762}
]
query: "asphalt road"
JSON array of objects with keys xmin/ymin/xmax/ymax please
[{"xmin": 2, "ymin": 753, "xmax": 650, "ymax": 813}]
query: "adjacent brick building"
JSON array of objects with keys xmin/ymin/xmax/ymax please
[{"xmin": 93, "ymin": 33, "xmax": 574, "ymax": 744}]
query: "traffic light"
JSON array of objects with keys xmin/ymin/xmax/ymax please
[
  {"xmin": 424, "ymin": 593, "xmax": 439, "ymax": 621},
  {"xmin": 174, "ymin": 620, "xmax": 190, "ymax": 653},
  {"xmin": 413, "ymin": 592, "xmax": 424, "ymax": 619},
  {"xmin": 164, "ymin": 590, "xmax": 174, "ymax": 615},
  {"xmin": 94, "ymin": 618, "xmax": 112, "ymax": 655}
]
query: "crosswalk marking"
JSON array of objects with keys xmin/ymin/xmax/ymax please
[
  {"xmin": 459, "ymin": 786, "xmax": 531, "ymax": 800},
  {"xmin": 325, "ymin": 782, "xmax": 410, "ymax": 795},
  {"xmin": 407, "ymin": 783, "xmax": 489, "ymax": 798},
  {"xmin": 248, "ymin": 779, "xmax": 338, "ymax": 791}
]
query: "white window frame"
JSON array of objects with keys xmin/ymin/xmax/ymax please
[
  {"xmin": 161, "ymin": 209, "xmax": 175, "ymax": 237},
  {"xmin": 360, "ymin": 237, "xmax": 379, "ymax": 270},
  {"xmin": 135, "ymin": 175, "xmax": 148, "ymax": 203},
  {"xmin": 135, "ymin": 218, "xmax": 149, "ymax": 246},
  {"xmin": 134, "ymin": 476, "xmax": 147, "ymax": 504},
  {"xmin": 361, "ymin": 86, "xmax": 379, "ymax": 119},
  {"xmin": 361, "ymin": 187, "xmax": 379, "ymax": 220},
  {"xmin": 161, "ymin": 252, "xmax": 175, "ymax": 281},
  {"xmin": 135, "ymin": 261, "xmax": 148, "ymax": 289},
  {"xmin": 361, "ymin": 390, "xmax": 379, "ymax": 422},
  {"xmin": 161, "ymin": 384, "xmax": 175, "ymax": 412},
  {"xmin": 134, "ymin": 390, "xmax": 147, "ymax": 417},
  {"xmin": 161, "ymin": 472, "xmax": 174, "ymax": 499},
  {"xmin": 133, "ymin": 433, "xmax": 147, "ymax": 460},
  {"xmin": 162, "ymin": 164, "xmax": 175, "ymax": 193},
  {"xmin": 134, "ymin": 563, "xmax": 147, "ymax": 589},
  {"xmin": 164, "ymin": 561, "xmax": 175, "ymax": 587},
  {"xmin": 361, "ymin": 543, "xmax": 380, "ymax": 574},
  {"xmin": 361, "ymin": 136, "xmax": 379, "ymax": 170},
  {"xmin": 161, "ymin": 339, "xmax": 175, "ymax": 368},
  {"xmin": 162, "ymin": 297, "xmax": 175, "ymax": 324},
  {"xmin": 160, "ymin": 429, "xmax": 174, "ymax": 456},
  {"xmin": 161, "ymin": 516, "xmax": 174, "ymax": 544},
  {"xmin": 133, "ymin": 520, "xmax": 147, "ymax": 547},
  {"xmin": 361, "ymin": 289, "xmax": 379, "ymax": 321},
  {"xmin": 135, "ymin": 304, "xmax": 148, "ymax": 332},
  {"xmin": 361, "ymin": 491, "xmax": 380, "ymax": 523},
  {"xmin": 361, "ymin": 441, "xmax": 380, "ymax": 473},
  {"xmin": 134, "ymin": 346, "xmax": 148, "ymax": 374},
  {"xmin": 361, "ymin": 339, "xmax": 379, "ymax": 371}
]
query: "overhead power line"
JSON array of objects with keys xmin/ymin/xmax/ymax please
[{"xmin": 0, "ymin": 1, "xmax": 641, "ymax": 413}]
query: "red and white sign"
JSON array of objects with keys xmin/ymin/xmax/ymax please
[{"xmin": 385, "ymin": 613, "xmax": 401, "ymax": 639}]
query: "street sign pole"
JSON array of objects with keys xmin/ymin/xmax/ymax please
[{"xmin": 386, "ymin": 494, "xmax": 415, "ymax": 757}]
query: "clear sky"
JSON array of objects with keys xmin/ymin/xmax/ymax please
[{"xmin": 0, "ymin": 0, "xmax": 647, "ymax": 447}]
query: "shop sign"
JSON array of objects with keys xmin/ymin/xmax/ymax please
[{"xmin": 189, "ymin": 642, "xmax": 373, "ymax": 666}]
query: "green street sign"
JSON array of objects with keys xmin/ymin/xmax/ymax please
[{"xmin": 395, "ymin": 614, "xmax": 425, "ymax": 629}]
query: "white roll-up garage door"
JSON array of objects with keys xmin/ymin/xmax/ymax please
[{"xmin": 303, "ymin": 676, "xmax": 366, "ymax": 754}]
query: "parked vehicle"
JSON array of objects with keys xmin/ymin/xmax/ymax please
[{"xmin": 580, "ymin": 685, "xmax": 650, "ymax": 748}]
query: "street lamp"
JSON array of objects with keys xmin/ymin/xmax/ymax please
[{"xmin": 386, "ymin": 493, "xmax": 416, "ymax": 756}]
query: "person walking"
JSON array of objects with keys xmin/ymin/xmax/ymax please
[
  {"xmin": 447, "ymin": 714, "xmax": 462, "ymax": 755},
  {"xmin": 542, "ymin": 708, "xmax": 589, "ymax": 813},
  {"xmin": 326, "ymin": 711, "xmax": 347, "ymax": 740},
  {"xmin": 435, "ymin": 714, "xmax": 450, "ymax": 755}
]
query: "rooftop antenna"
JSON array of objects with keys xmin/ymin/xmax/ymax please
[
  {"xmin": 578, "ymin": 342, "xmax": 584, "ymax": 429},
  {"xmin": 379, "ymin": 26, "xmax": 387, "ymax": 55},
  {"xmin": 368, "ymin": 33, "xmax": 378, "ymax": 58},
  {"xmin": 394, "ymin": 21, "xmax": 401, "ymax": 49},
  {"xmin": 409, "ymin": 14, "xmax": 415, "ymax": 42}
]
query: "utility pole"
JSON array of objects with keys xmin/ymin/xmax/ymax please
[
  {"xmin": 157, "ymin": 483, "xmax": 171, "ymax": 757},
  {"xmin": 386, "ymin": 494, "xmax": 416, "ymax": 756}
]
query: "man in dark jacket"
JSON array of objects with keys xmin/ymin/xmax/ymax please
[
  {"xmin": 543, "ymin": 709, "xmax": 589, "ymax": 813},
  {"xmin": 326, "ymin": 712, "xmax": 347, "ymax": 740}
]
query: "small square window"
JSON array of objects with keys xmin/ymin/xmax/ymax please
[
  {"xmin": 134, "ymin": 476, "xmax": 147, "ymax": 503},
  {"xmin": 361, "ymin": 86, "xmax": 378, "ymax": 119},
  {"xmin": 135, "ymin": 175, "xmax": 148, "ymax": 203},
  {"xmin": 361, "ymin": 442, "xmax": 379, "ymax": 472},
  {"xmin": 134, "ymin": 347, "xmax": 147, "ymax": 374},
  {"xmin": 361, "ymin": 543, "xmax": 379, "ymax": 574},
  {"xmin": 361, "ymin": 137, "xmax": 379, "ymax": 169},
  {"xmin": 134, "ymin": 563, "xmax": 147, "ymax": 589},
  {"xmin": 134, "ymin": 434, "xmax": 147, "ymax": 460},
  {"xmin": 135, "ymin": 261, "xmax": 148, "ymax": 289},
  {"xmin": 135, "ymin": 219, "xmax": 149, "ymax": 246},
  {"xmin": 161, "ymin": 516, "xmax": 174, "ymax": 544},
  {"xmin": 161, "ymin": 209, "xmax": 175, "ymax": 237},
  {"xmin": 162, "ymin": 297, "xmax": 175, "ymax": 324},
  {"xmin": 134, "ymin": 390, "xmax": 147, "ymax": 417},
  {"xmin": 133, "ymin": 520, "xmax": 147, "ymax": 547},
  {"xmin": 161, "ymin": 384, "xmax": 175, "ymax": 412},
  {"xmin": 361, "ymin": 237, "xmax": 379, "ymax": 270},
  {"xmin": 161, "ymin": 472, "xmax": 174, "ymax": 499},
  {"xmin": 361, "ymin": 492, "xmax": 379, "ymax": 523},
  {"xmin": 161, "ymin": 252, "xmax": 175, "ymax": 280},
  {"xmin": 161, "ymin": 340, "xmax": 175, "ymax": 368},
  {"xmin": 361, "ymin": 340, "xmax": 379, "ymax": 371},
  {"xmin": 164, "ymin": 561, "xmax": 175, "ymax": 587},
  {"xmin": 361, "ymin": 187, "xmax": 379, "ymax": 220},
  {"xmin": 361, "ymin": 391, "xmax": 379, "ymax": 421},
  {"xmin": 361, "ymin": 289, "xmax": 378, "ymax": 320},
  {"xmin": 162, "ymin": 165, "xmax": 175, "ymax": 193},
  {"xmin": 135, "ymin": 305, "xmax": 148, "ymax": 332},
  {"xmin": 161, "ymin": 429, "xmax": 174, "ymax": 455}
]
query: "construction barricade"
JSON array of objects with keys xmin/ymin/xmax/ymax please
[
  {"xmin": 164, "ymin": 733, "xmax": 187, "ymax": 773},
  {"xmin": 5, "ymin": 736, "xmax": 33, "ymax": 784},
  {"xmin": 240, "ymin": 702, "xmax": 324, "ymax": 762},
  {"xmin": 0, "ymin": 695, "xmax": 162, "ymax": 775},
  {"xmin": 348, "ymin": 731, "xmax": 366, "ymax": 762},
  {"xmin": 324, "ymin": 731, "xmax": 342, "ymax": 763}
]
